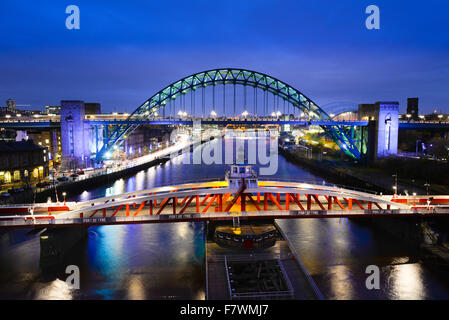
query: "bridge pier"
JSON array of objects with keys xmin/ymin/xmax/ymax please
[
  {"xmin": 39, "ymin": 226, "xmax": 89, "ymax": 267},
  {"xmin": 358, "ymin": 101, "xmax": 399, "ymax": 161}
]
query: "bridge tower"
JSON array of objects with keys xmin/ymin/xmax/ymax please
[
  {"xmin": 60, "ymin": 100, "xmax": 91, "ymax": 169},
  {"xmin": 358, "ymin": 101, "xmax": 399, "ymax": 161}
]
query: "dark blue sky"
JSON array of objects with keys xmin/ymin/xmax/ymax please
[{"xmin": 0, "ymin": 0, "xmax": 448, "ymax": 114}]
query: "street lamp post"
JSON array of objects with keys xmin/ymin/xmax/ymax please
[
  {"xmin": 424, "ymin": 182, "xmax": 431, "ymax": 196},
  {"xmin": 62, "ymin": 192, "xmax": 67, "ymax": 205},
  {"xmin": 392, "ymin": 173, "xmax": 398, "ymax": 196}
]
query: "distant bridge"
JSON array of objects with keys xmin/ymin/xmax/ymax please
[
  {"xmin": 3, "ymin": 117, "xmax": 449, "ymax": 129},
  {"xmin": 1, "ymin": 180, "xmax": 448, "ymax": 230}
]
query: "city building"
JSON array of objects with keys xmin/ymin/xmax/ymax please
[
  {"xmin": 0, "ymin": 140, "xmax": 49, "ymax": 186},
  {"xmin": 0, "ymin": 99, "xmax": 45, "ymax": 117},
  {"xmin": 45, "ymin": 105, "xmax": 61, "ymax": 115},
  {"xmin": 6, "ymin": 99, "xmax": 16, "ymax": 113},
  {"xmin": 406, "ymin": 98, "xmax": 419, "ymax": 120},
  {"xmin": 26, "ymin": 129, "xmax": 61, "ymax": 168},
  {"xmin": 60, "ymin": 100, "xmax": 103, "ymax": 169}
]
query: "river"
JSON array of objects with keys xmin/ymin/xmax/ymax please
[{"xmin": 0, "ymin": 136, "xmax": 448, "ymax": 299}]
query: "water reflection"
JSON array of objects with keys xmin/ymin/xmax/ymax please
[
  {"xmin": 34, "ymin": 279, "xmax": 74, "ymax": 300},
  {"xmin": 277, "ymin": 219, "xmax": 449, "ymax": 299},
  {"xmin": 388, "ymin": 263, "xmax": 424, "ymax": 300},
  {"xmin": 1, "ymin": 138, "xmax": 448, "ymax": 299}
]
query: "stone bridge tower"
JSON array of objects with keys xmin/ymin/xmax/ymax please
[{"xmin": 358, "ymin": 101, "xmax": 399, "ymax": 161}]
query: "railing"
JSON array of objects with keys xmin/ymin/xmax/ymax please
[
  {"xmin": 274, "ymin": 221, "xmax": 324, "ymax": 300},
  {"xmin": 0, "ymin": 208, "xmax": 447, "ymax": 228},
  {"xmin": 258, "ymin": 178, "xmax": 381, "ymax": 195},
  {"xmin": 224, "ymin": 256, "xmax": 233, "ymax": 299},
  {"xmin": 224, "ymin": 256, "xmax": 294, "ymax": 300}
]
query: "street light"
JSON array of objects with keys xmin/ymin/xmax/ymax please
[
  {"xmin": 242, "ymin": 110, "xmax": 248, "ymax": 118},
  {"xmin": 210, "ymin": 110, "xmax": 217, "ymax": 118},
  {"xmin": 424, "ymin": 182, "xmax": 431, "ymax": 196},
  {"xmin": 62, "ymin": 192, "xmax": 67, "ymax": 205},
  {"xmin": 392, "ymin": 173, "xmax": 398, "ymax": 196}
]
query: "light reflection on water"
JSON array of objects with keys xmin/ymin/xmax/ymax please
[
  {"xmin": 0, "ymin": 138, "xmax": 448, "ymax": 299},
  {"xmin": 277, "ymin": 218, "xmax": 449, "ymax": 299}
]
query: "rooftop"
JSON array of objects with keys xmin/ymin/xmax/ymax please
[{"xmin": 0, "ymin": 140, "xmax": 44, "ymax": 152}]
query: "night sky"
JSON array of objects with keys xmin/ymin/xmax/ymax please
[{"xmin": 0, "ymin": 0, "xmax": 448, "ymax": 114}]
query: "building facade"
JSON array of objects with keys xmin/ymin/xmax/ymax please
[
  {"xmin": 0, "ymin": 141, "xmax": 49, "ymax": 186},
  {"xmin": 60, "ymin": 100, "xmax": 103, "ymax": 169}
]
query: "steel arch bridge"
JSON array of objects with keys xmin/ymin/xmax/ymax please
[{"xmin": 96, "ymin": 68, "xmax": 362, "ymax": 161}]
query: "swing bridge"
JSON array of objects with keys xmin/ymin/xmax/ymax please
[{"xmin": 1, "ymin": 179, "xmax": 449, "ymax": 230}]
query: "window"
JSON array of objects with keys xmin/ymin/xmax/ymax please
[{"xmin": 4, "ymin": 171, "xmax": 11, "ymax": 183}]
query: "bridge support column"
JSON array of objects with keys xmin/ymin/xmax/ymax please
[
  {"xmin": 307, "ymin": 194, "xmax": 312, "ymax": 210},
  {"xmin": 241, "ymin": 193, "xmax": 246, "ymax": 212},
  {"xmin": 358, "ymin": 101, "xmax": 399, "ymax": 161},
  {"xmin": 173, "ymin": 197, "xmax": 177, "ymax": 214},
  {"xmin": 40, "ymin": 226, "xmax": 89, "ymax": 268},
  {"xmin": 328, "ymin": 196, "xmax": 333, "ymax": 210}
]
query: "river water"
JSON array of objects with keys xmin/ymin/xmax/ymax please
[{"xmin": 0, "ymin": 136, "xmax": 448, "ymax": 299}]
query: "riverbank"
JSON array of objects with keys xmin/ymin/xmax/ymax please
[
  {"xmin": 279, "ymin": 146, "xmax": 449, "ymax": 267},
  {"xmin": 279, "ymin": 146, "xmax": 447, "ymax": 195},
  {"xmin": 5, "ymin": 136, "xmax": 216, "ymax": 204},
  {"xmin": 278, "ymin": 147, "xmax": 387, "ymax": 194}
]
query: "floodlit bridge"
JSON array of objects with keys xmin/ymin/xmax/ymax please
[
  {"xmin": 3, "ymin": 68, "xmax": 447, "ymax": 166},
  {"xmin": 97, "ymin": 68, "xmax": 368, "ymax": 161},
  {"xmin": 1, "ymin": 180, "xmax": 449, "ymax": 230}
]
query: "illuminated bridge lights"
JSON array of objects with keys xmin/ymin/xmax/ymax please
[
  {"xmin": 2, "ymin": 180, "xmax": 449, "ymax": 230},
  {"xmin": 95, "ymin": 68, "xmax": 363, "ymax": 161}
]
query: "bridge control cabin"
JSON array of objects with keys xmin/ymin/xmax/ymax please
[{"xmin": 226, "ymin": 164, "xmax": 258, "ymax": 189}]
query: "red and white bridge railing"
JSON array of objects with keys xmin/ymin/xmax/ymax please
[{"xmin": 0, "ymin": 180, "xmax": 448, "ymax": 229}]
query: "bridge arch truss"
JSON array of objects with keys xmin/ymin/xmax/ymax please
[{"xmin": 97, "ymin": 68, "xmax": 362, "ymax": 160}]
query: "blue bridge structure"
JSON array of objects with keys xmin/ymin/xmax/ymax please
[{"xmin": 2, "ymin": 68, "xmax": 447, "ymax": 167}]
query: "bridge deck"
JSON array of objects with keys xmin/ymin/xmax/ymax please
[{"xmin": 1, "ymin": 180, "xmax": 448, "ymax": 229}]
